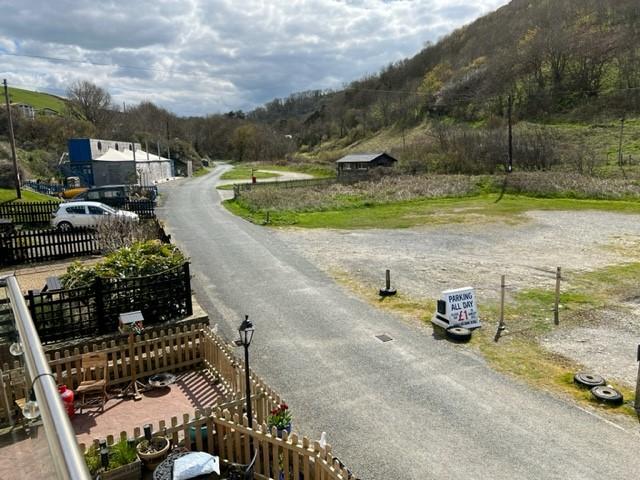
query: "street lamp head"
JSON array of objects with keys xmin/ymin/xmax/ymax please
[{"xmin": 238, "ymin": 314, "xmax": 254, "ymax": 347}]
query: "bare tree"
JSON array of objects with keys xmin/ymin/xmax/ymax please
[{"xmin": 66, "ymin": 80, "xmax": 113, "ymax": 131}]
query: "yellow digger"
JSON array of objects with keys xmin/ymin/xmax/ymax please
[{"xmin": 58, "ymin": 177, "xmax": 88, "ymax": 199}]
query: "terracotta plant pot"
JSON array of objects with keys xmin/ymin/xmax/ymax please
[{"xmin": 136, "ymin": 437, "xmax": 170, "ymax": 471}]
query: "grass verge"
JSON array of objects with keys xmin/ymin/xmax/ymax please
[
  {"xmin": 220, "ymin": 166, "xmax": 280, "ymax": 181},
  {"xmin": 0, "ymin": 188, "xmax": 58, "ymax": 203},
  {"xmin": 192, "ymin": 167, "xmax": 211, "ymax": 177},
  {"xmin": 225, "ymin": 194, "xmax": 640, "ymax": 229},
  {"xmin": 333, "ymin": 262, "xmax": 639, "ymax": 419}
]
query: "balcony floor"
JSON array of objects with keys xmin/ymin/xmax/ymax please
[{"xmin": 72, "ymin": 369, "xmax": 227, "ymax": 447}]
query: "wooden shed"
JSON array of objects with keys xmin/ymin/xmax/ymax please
[{"xmin": 336, "ymin": 152, "xmax": 398, "ymax": 175}]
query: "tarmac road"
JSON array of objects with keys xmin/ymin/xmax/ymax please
[{"xmin": 158, "ymin": 165, "xmax": 640, "ymax": 480}]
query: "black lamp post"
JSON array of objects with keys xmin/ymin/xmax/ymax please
[{"xmin": 236, "ymin": 315, "xmax": 255, "ymax": 430}]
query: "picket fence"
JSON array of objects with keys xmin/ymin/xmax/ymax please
[
  {"xmin": 0, "ymin": 324, "xmax": 357, "ymax": 479},
  {"xmin": 79, "ymin": 408, "xmax": 354, "ymax": 480}
]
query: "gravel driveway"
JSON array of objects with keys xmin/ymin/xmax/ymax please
[{"xmin": 273, "ymin": 210, "xmax": 640, "ymax": 385}]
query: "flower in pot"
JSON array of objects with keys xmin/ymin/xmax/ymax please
[
  {"xmin": 267, "ymin": 403, "xmax": 292, "ymax": 438},
  {"xmin": 84, "ymin": 438, "xmax": 141, "ymax": 480},
  {"xmin": 136, "ymin": 424, "xmax": 170, "ymax": 471}
]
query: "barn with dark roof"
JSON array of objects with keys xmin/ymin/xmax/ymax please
[{"xmin": 335, "ymin": 152, "xmax": 398, "ymax": 175}]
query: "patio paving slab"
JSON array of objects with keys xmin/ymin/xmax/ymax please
[{"xmin": 73, "ymin": 370, "xmax": 226, "ymax": 446}]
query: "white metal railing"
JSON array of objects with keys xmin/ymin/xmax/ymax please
[{"xmin": 2, "ymin": 275, "xmax": 90, "ymax": 480}]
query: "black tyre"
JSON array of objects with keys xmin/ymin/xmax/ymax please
[
  {"xmin": 57, "ymin": 221, "xmax": 73, "ymax": 232},
  {"xmin": 379, "ymin": 288, "xmax": 397, "ymax": 297},
  {"xmin": 446, "ymin": 326, "xmax": 472, "ymax": 342},
  {"xmin": 573, "ymin": 372, "xmax": 606, "ymax": 389},
  {"xmin": 590, "ymin": 386, "xmax": 624, "ymax": 406}
]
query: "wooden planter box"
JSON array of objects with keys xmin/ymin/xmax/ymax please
[{"xmin": 99, "ymin": 458, "xmax": 142, "ymax": 480}]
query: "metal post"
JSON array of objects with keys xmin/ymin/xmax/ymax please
[
  {"xmin": 3, "ymin": 275, "xmax": 91, "ymax": 479},
  {"xmin": 494, "ymin": 275, "xmax": 506, "ymax": 342},
  {"xmin": 243, "ymin": 344, "xmax": 253, "ymax": 429},
  {"xmin": 243, "ymin": 342, "xmax": 253, "ymax": 461},
  {"xmin": 3, "ymin": 79, "xmax": 21, "ymax": 199},
  {"xmin": 554, "ymin": 267, "xmax": 561, "ymax": 326},
  {"xmin": 385, "ymin": 269, "xmax": 391, "ymax": 291}
]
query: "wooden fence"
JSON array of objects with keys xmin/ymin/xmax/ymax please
[
  {"xmin": 0, "ymin": 199, "xmax": 155, "ymax": 225},
  {"xmin": 0, "ymin": 228, "xmax": 100, "ymax": 265},
  {"xmin": 79, "ymin": 409, "xmax": 354, "ymax": 480},
  {"xmin": 107, "ymin": 199, "xmax": 156, "ymax": 219},
  {"xmin": 0, "ymin": 217, "xmax": 171, "ymax": 266},
  {"xmin": 233, "ymin": 178, "xmax": 337, "ymax": 197},
  {"xmin": 0, "ymin": 200, "xmax": 61, "ymax": 224},
  {"xmin": 23, "ymin": 262, "xmax": 192, "ymax": 343},
  {"xmin": 0, "ymin": 324, "xmax": 358, "ymax": 479}
]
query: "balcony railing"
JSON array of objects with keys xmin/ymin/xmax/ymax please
[{"xmin": 1, "ymin": 275, "xmax": 90, "ymax": 480}]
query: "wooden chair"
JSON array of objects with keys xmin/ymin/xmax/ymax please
[
  {"xmin": 8, "ymin": 368, "xmax": 28, "ymax": 421},
  {"xmin": 75, "ymin": 352, "xmax": 108, "ymax": 413}
]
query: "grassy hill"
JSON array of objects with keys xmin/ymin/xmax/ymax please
[
  {"xmin": 249, "ymin": 0, "xmax": 640, "ymax": 163},
  {"xmin": 4, "ymin": 86, "xmax": 67, "ymax": 113}
]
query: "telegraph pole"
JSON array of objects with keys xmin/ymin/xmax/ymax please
[
  {"xmin": 507, "ymin": 94, "xmax": 513, "ymax": 173},
  {"xmin": 3, "ymin": 79, "xmax": 21, "ymax": 199}
]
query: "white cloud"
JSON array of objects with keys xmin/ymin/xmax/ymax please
[{"xmin": 0, "ymin": 0, "xmax": 509, "ymax": 115}]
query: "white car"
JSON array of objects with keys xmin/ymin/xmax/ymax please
[{"xmin": 51, "ymin": 201, "xmax": 139, "ymax": 231}]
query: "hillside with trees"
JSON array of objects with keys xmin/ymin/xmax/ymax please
[{"xmin": 2, "ymin": 0, "xmax": 640, "ymax": 180}]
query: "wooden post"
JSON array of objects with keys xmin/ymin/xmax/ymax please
[
  {"xmin": 2, "ymin": 79, "xmax": 21, "ymax": 199},
  {"xmin": 507, "ymin": 94, "xmax": 513, "ymax": 173},
  {"xmin": 494, "ymin": 275, "xmax": 506, "ymax": 342},
  {"xmin": 554, "ymin": 267, "xmax": 561, "ymax": 326},
  {"xmin": 635, "ymin": 345, "xmax": 640, "ymax": 413}
]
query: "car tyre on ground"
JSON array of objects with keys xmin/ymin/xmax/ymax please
[
  {"xmin": 590, "ymin": 386, "xmax": 624, "ymax": 406},
  {"xmin": 573, "ymin": 372, "xmax": 606, "ymax": 389},
  {"xmin": 445, "ymin": 326, "xmax": 472, "ymax": 342}
]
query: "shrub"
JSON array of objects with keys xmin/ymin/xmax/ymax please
[
  {"xmin": 95, "ymin": 216, "xmax": 157, "ymax": 253},
  {"xmin": 84, "ymin": 439, "xmax": 138, "ymax": 476},
  {"xmin": 61, "ymin": 240, "xmax": 187, "ymax": 289}
]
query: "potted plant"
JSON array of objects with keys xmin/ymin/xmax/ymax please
[
  {"xmin": 84, "ymin": 438, "xmax": 141, "ymax": 480},
  {"xmin": 268, "ymin": 403, "xmax": 292, "ymax": 438},
  {"xmin": 136, "ymin": 425, "xmax": 170, "ymax": 471}
]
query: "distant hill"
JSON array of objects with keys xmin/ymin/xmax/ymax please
[
  {"xmin": 4, "ymin": 86, "xmax": 67, "ymax": 114},
  {"xmin": 249, "ymin": 0, "xmax": 640, "ymax": 149}
]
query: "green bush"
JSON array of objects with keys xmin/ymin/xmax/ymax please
[{"xmin": 61, "ymin": 240, "xmax": 187, "ymax": 289}]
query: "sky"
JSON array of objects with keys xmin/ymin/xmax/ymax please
[{"xmin": 0, "ymin": 0, "xmax": 509, "ymax": 116}]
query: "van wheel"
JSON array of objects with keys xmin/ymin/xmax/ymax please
[
  {"xmin": 445, "ymin": 327, "xmax": 472, "ymax": 342},
  {"xmin": 57, "ymin": 221, "xmax": 73, "ymax": 232},
  {"xmin": 590, "ymin": 386, "xmax": 623, "ymax": 406}
]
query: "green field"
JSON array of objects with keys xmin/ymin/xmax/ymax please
[
  {"xmin": 226, "ymin": 194, "xmax": 640, "ymax": 229},
  {"xmin": 220, "ymin": 166, "xmax": 281, "ymax": 181},
  {"xmin": 5, "ymin": 86, "xmax": 67, "ymax": 113},
  {"xmin": 0, "ymin": 187, "xmax": 59, "ymax": 203},
  {"xmin": 255, "ymin": 163, "xmax": 336, "ymax": 178},
  {"xmin": 192, "ymin": 167, "xmax": 212, "ymax": 177}
]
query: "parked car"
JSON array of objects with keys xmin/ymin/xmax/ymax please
[
  {"xmin": 70, "ymin": 184, "xmax": 158, "ymax": 204},
  {"xmin": 51, "ymin": 201, "xmax": 139, "ymax": 230}
]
